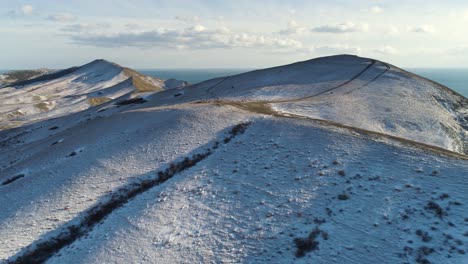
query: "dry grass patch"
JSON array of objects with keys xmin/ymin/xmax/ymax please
[
  {"xmin": 88, "ymin": 97, "xmax": 111, "ymax": 106},
  {"xmin": 5, "ymin": 110, "xmax": 25, "ymax": 119},
  {"xmin": 131, "ymin": 76, "xmax": 163, "ymax": 92},
  {"xmin": 122, "ymin": 68, "xmax": 164, "ymax": 92},
  {"xmin": 34, "ymin": 102, "xmax": 53, "ymax": 112}
]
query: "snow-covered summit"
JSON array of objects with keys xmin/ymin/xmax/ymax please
[
  {"xmin": 71, "ymin": 59, "xmax": 122, "ymax": 79},
  {"xmin": 150, "ymin": 55, "xmax": 468, "ymax": 154}
]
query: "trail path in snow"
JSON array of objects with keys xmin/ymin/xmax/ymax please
[{"xmin": 205, "ymin": 59, "xmax": 390, "ymax": 104}]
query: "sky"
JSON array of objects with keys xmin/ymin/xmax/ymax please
[{"xmin": 1, "ymin": 0, "xmax": 468, "ymax": 69}]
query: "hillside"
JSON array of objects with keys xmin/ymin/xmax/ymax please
[
  {"xmin": 0, "ymin": 60, "xmax": 186, "ymax": 130},
  {"xmin": 0, "ymin": 69, "xmax": 52, "ymax": 88},
  {"xmin": 0, "ymin": 55, "xmax": 467, "ymax": 264},
  {"xmin": 145, "ymin": 55, "xmax": 468, "ymax": 155}
]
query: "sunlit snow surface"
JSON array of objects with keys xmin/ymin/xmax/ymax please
[{"xmin": 0, "ymin": 55, "xmax": 467, "ymax": 263}]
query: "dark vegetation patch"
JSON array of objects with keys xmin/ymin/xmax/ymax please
[
  {"xmin": 368, "ymin": 176, "xmax": 380, "ymax": 181},
  {"xmin": 439, "ymin": 193, "xmax": 449, "ymax": 200},
  {"xmin": 2, "ymin": 174, "xmax": 25, "ymax": 186},
  {"xmin": 10, "ymin": 67, "xmax": 78, "ymax": 87},
  {"xmin": 66, "ymin": 151, "xmax": 77, "ymax": 157},
  {"xmin": 4, "ymin": 70, "xmax": 44, "ymax": 82},
  {"xmin": 337, "ymin": 193, "xmax": 350, "ymax": 200},
  {"xmin": 294, "ymin": 227, "xmax": 328, "ymax": 258},
  {"xmin": 222, "ymin": 122, "xmax": 251, "ymax": 144},
  {"xmin": 449, "ymin": 201, "xmax": 462, "ymax": 206},
  {"xmin": 415, "ymin": 229, "xmax": 432, "ymax": 242},
  {"xmin": 416, "ymin": 246, "xmax": 434, "ymax": 264},
  {"xmin": 9, "ymin": 122, "xmax": 251, "ymax": 264},
  {"xmin": 425, "ymin": 201, "xmax": 445, "ymax": 218},
  {"xmin": 115, "ymin": 97, "xmax": 147, "ymax": 106}
]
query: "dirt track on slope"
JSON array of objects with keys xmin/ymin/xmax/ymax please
[
  {"xmin": 224, "ymin": 101, "xmax": 468, "ymax": 160},
  {"xmin": 206, "ymin": 59, "xmax": 390, "ymax": 104},
  {"xmin": 7, "ymin": 123, "xmax": 252, "ymax": 264}
]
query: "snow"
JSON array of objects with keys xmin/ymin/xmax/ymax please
[
  {"xmin": 271, "ymin": 63, "xmax": 468, "ymax": 154},
  {"xmin": 145, "ymin": 55, "xmax": 468, "ymax": 154},
  {"xmin": 0, "ymin": 60, "xmax": 175, "ymax": 130},
  {"xmin": 0, "ymin": 105, "xmax": 250, "ymax": 260},
  {"xmin": 0, "ymin": 55, "xmax": 467, "ymax": 263},
  {"xmin": 164, "ymin": 78, "xmax": 188, "ymax": 89},
  {"xmin": 42, "ymin": 117, "xmax": 468, "ymax": 264}
]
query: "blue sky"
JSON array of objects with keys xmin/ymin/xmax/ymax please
[{"xmin": 1, "ymin": 0, "xmax": 468, "ymax": 69}]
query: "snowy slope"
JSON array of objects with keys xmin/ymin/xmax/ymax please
[
  {"xmin": 144, "ymin": 55, "xmax": 468, "ymax": 154},
  {"xmin": 0, "ymin": 60, "xmax": 186, "ymax": 130},
  {"xmin": 45, "ymin": 117, "xmax": 468, "ymax": 264},
  {"xmin": 0, "ymin": 56, "xmax": 467, "ymax": 264}
]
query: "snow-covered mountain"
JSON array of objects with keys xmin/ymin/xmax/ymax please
[
  {"xmin": 146, "ymin": 55, "xmax": 468, "ymax": 155},
  {"xmin": 0, "ymin": 55, "xmax": 467, "ymax": 264},
  {"xmin": 0, "ymin": 59, "xmax": 187, "ymax": 130}
]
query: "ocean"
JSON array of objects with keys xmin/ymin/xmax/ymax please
[
  {"xmin": 2, "ymin": 68, "xmax": 467, "ymax": 97},
  {"xmin": 407, "ymin": 68, "xmax": 468, "ymax": 97}
]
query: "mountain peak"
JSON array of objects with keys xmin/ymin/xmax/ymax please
[{"xmin": 77, "ymin": 59, "xmax": 122, "ymax": 72}]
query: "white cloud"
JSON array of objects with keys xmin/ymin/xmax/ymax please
[
  {"xmin": 408, "ymin": 24, "xmax": 436, "ymax": 34},
  {"xmin": 279, "ymin": 20, "xmax": 307, "ymax": 35},
  {"xmin": 374, "ymin": 46, "xmax": 398, "ymax": 55},
  {"xmin": 370, "ymin": 6, "xmax": 383, "ymax": 14},
  {"xmin": 124, "ymin": 23, "xmax": 141, "ymax": 30},
  {"xmin": 312, "ymin": 22, "xmax": 369, "ymax": 33},
  {"xmin": 387, "ymin": 26, "xmax": 400, "ymax": 35},
  {"xmin": 64, "ymin": 24, "xmax": 304, "ymax": 51},
  {"xmin": 314, "ymin": 44, "xmax": 361, "ymax": 55},
  {"xmin": 417, "ymin": 46, "xmax": 468, "ymax": 57},
  {"xmin": 21, "ymin": 5, "xmax": 33, "ymax": 15},
  {"xmin": 445, "ymin": 45, "xmax": 468, "ymax": 55},
  {"xmin": 61, "ymin": 23, "xmax": 110, "ymax": 33},
  {"xmin": 192, "ymin": 24, "xmax": 206, "ymax": 32},
  {"xmin": 175, "ymin": 15, "xmax": 201, "ymax": 24},
  {"xmin": 47, "ymin": 13, "xmax": 76, "ymax": 22},
  {"xmin": 6, "ymin": 4, "xmax": 34, "ymax": 17}
]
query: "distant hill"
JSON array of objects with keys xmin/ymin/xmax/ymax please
[
  {"xmin": 0, "ymin": 69, "xmax": 52, "ymax": 87},
  {"xmin": 0, "ymin": 59, "xmax": 187, "ymax": 130}
]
